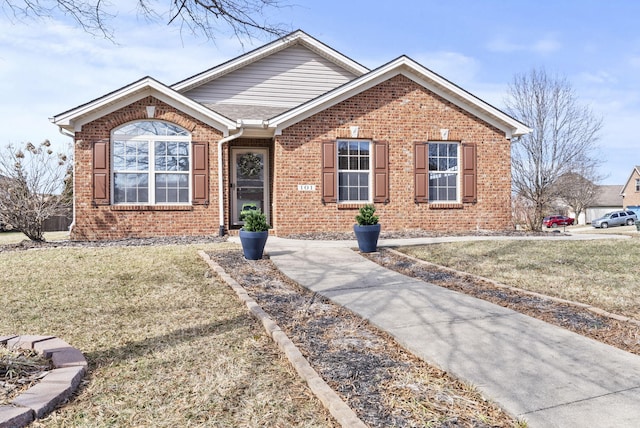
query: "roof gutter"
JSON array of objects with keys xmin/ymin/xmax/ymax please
[{"xmin": 217, "ymin": 128, "xmax": 244, "ymax": 236}]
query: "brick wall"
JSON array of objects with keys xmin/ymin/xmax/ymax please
[
  {"xmin": 73, "ymin": 76, "xmax": 513, "ymax": 240},
  {"xmin": 273, "ymin": 75, "xmax": 513, "ymax": 235},
  {"xmin": 72, "ymin": 96, "xmax": 223, "ymax": 240},
  {"xmin": 622, "ymin": 169, "xmax": 640, "ymax": 208}
]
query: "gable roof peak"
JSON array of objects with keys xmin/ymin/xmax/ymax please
[
  {"xmin": 51, "ymin": 76, "xmax": 236, "ymax": 134},
  {"xmin": 620, "ymin": 165, "xmax": 640, "ymax": 194},
  {"xmin": 270, "ymin": 53, "xmax": 531, "ymax": 139},
  {"xmin": 172, "ymin": 29, "xmax": 369, "ymax": 93}
]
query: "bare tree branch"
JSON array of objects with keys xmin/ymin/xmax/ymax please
[
  {"xmin": 0, "ymin": 141, "xmax": 71, "ymax": 241},
  {"xmin": 553, "ymin": 168, "xmax": 603, "ymax": 224},
  {"xmin": 1, "ymin": 0, "xmax": 289, "ymax": 41},
  {"xmin": 3, "ymin": 0, "xmax": 115, "ymax": 38},
  {"xmin": 505, "ymin": 68, "xmax": 603, "ymax": 231}
]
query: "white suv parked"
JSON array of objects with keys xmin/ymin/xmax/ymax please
[{"xmin": 591, "ymin": 210, "xmax": 638, "ymax": 228}]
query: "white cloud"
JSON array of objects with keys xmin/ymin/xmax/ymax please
[
  {"xmin": 576, "ymin": 71, "xmax": 618, "ymax": 85},
  {"xmin": 467, "ymin": 82, "xmax": 510, "ymax": 110},
  {"xmin": 625, "ymin": 54, "xmax": 640, "ymax": 70},
  {"xmin": 0, "ymin": 14, "xmax": 250, "ymax": 155},
  {"xmin": 531, "ymin": 37, "xmax": 561, "ymax": 54},
  {"xmin": 486, "ymin": 38, "xmax": 521, "ymax": 53},
  {"xmin": 486, "ymin": 35, "xmax": 561, "ymax": 54},
  {"xmin": 413, "ymin": 51, "xmax": 480, "ymax": 86},
  {"xmin": 562, "ymin": 80, "xmax": 640, "ymax": 184}
]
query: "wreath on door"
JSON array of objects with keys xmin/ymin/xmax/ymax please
[{"xmin": 238, "ymin": 153, "xmax": 262, "ymax": 178}]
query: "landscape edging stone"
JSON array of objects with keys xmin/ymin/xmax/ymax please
[
  {"xmin": 198, "ymin": 250, "xmax": 368, "ymax": 428},
  {"xmin": 0, "ymin": 335, "xmax": 87, "ymax": 428}
]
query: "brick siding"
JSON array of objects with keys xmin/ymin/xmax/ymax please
[
  {"xmin": 72, "ymin": 77, "xmax": 513, "ymax": 240},
  {"xmin": 72, "ymin": 96, "xmax": 223, "ymax": 240},
  {"xmin": 622, "ymin": 169, "xmax": 640, "ymax": 208},
  {"xmin": 273, "ymin": 75, "xmax": 513, "ymax": 235}
]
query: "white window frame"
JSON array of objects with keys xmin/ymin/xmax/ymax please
[
  {"xmin": 635, "ymin": 178, "xmax": 640, "ymax": 192},
  {"xmin": 337, "ymin": 139, "xmax": 373, "ymax": 203},
  {"xmin": 428, "ymin": 141, "xmax": 461, "ymax": 203},
  {"xmin": 111, "ymin": 121, "xmax": 192, "ymax": 205}
]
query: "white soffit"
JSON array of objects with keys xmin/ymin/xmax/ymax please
[
  {"xmin": 271, "ymin": 56, "xmax": 531, "ymax": 139},
  {"xmin": 52, "ymin": 77, "xmax": 236, "ymax": 134},
  {"xmin": 171, "ymin": 30, "xmax": 369, "ymax": 93}
]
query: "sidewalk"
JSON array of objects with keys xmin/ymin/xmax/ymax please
[{"xmin": 260, "ymin": 234, "xmax": 640, "ymax": 427}]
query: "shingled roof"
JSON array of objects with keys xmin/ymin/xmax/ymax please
[{"xmin": 592, "ymin": 184, "xmax": 624, "ymax": 207}]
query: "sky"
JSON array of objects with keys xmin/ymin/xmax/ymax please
[{"xmin": 1, "ymin": 0, "xmax": 639, "ymax": 185}]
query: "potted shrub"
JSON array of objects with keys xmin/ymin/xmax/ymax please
[
  {"xmin": 239, "ymin": 209, "xmax": 271, "ymax": 260},
  {"xmin": 354, "ymin": 204, "xmax": 381, "ymax": 253}
]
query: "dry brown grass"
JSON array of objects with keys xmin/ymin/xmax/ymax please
[
  {"xmin": 398, "ymin": 238, "xmax": 640, "ymax": 320},
  {"xmin": 0, "ymin": 243, "xmax": 335, "ymax": 427},
  {"xmin": 0, "ymin": 231, "xmax": 69, "ymax": 244}
]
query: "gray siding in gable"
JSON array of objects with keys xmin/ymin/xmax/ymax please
[{"xmin": 182, "ymin": 45, "xmax": 358, "ymax": 109}]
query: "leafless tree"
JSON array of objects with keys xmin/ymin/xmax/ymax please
[
  {"xmin": 2, "ymin": 0, "xmax": 288, "ymax": 41},
  {"xmin": 553, "ymin": 168, "xmax": 602, "ymax": 225},
  {"xmin": 505, "ymin": 68, "xmax": 603, "ymax": 231},
  {"xmin": 0, "ymin": 141, "xmax": 70, "ymax": 241}
]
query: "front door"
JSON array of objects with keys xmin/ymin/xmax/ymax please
[{"xmin": 231, "ymin": 148, "xmax": 269, "ymax": 226}]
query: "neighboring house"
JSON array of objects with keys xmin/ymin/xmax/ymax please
[
  {"xmin": 621, "ymin": 166, "xmax": 640, "ymax": 212},
  {"xmin": 52, "ymin": 30, "xmax": 530, "ymax": 240},
  {"xmin": 577, "ymin": 185, "xmax": 623, "ymax": 224}
]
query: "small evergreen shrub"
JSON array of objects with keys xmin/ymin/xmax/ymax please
[
  {"xmin": 241, "ymin": 209, "xmax": 271, "ymax": 232},
  {"xmin": 355, "ymin": 204, "xmax": 379, "ymax": 226}
]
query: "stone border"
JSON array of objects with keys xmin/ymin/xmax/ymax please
[
  {"xmin": 0, "ymin": 335, "xmax": 87, "ymax": 428},
  {"xmin": 198, "ymin": 251, "xmax": 368, "ymax": 428}
]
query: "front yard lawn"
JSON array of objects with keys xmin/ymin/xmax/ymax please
[
  {"xmin": 398, "ymin": 239, "xmax": 640, "ymax": 320},
  {"xmin": 0, "ymin": 243, "xmax": 336, "ymax": 427},
  {"xmin": 0, "ymin": 231, "xmax": 69, "ymax": 244}
]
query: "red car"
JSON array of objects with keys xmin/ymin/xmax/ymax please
[{"xmin": 543, "ymin": 215, "xmax": 575, "ymax": 228}]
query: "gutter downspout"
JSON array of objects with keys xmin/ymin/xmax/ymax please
[
  {"xmin": 218, "ymin": 128, "xmax": 244, "ymax": 236},
  {"xmin": 58, "ymin": 126, "xmax": 76, "ymax": 234}
]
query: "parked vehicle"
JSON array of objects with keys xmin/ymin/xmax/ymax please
[
  {"xmin": 591, "ymin": 210, "xmax": 638, "ymax": 228},
  {"xmin": 543, "ymin": 215, "xmax": 575, "ymax": 228}
]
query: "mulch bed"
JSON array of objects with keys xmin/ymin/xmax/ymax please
[
  {"xmin": 208, "ymin": 249, "xmax": 517, "ymax": 427},
  {"xmin": 365, "ymin": 248, "xmax": 640, "ymax": 357},
  {"xmin": 0, "ymin": 235, "xmax": 227, "ymax": 253},
  {"xmin": 1, "ymin": 347, "xmax": 50, "ymax": 405}
]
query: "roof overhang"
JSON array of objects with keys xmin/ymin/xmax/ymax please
[
  {"xmin": 51, "ymin": 77, "xmax": 237, "ymax": 135},
  {"xmin": 171, "ymin": 30, "xmax": 369, "ymax": 93},
  {"xmin": 269, "ymin": 56, "xmax": 532, "ymax": 139}
]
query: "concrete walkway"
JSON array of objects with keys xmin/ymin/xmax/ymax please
[{"xmin": 257, "ymin": 233, "xmax": 640, "ymax": 427}]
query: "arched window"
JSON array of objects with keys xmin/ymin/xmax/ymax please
[{"xmin": 112, "ymin": 121, "xmax": 191, "ymax": 204}]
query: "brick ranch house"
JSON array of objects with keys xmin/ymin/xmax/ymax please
[{"xmin": 52, "ymin": 30, "xmax": 530, "ymax": 240}]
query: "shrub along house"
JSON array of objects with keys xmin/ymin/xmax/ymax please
[{"xmin": 52, "ymin": 30, "xmax": 530, "ymax": 240}]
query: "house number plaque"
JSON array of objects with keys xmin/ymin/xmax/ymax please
[{"xmin": 297, "ymin": 184, "xmax": 316, "ymax": 191}]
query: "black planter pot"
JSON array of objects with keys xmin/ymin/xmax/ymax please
[
  {"xmin": 239, "ymin": 229, "xmax": 269, "ymax": 260},
  {"xmin": 353, "ymin": 223, "xmax": 381, "ymax": 253}
]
